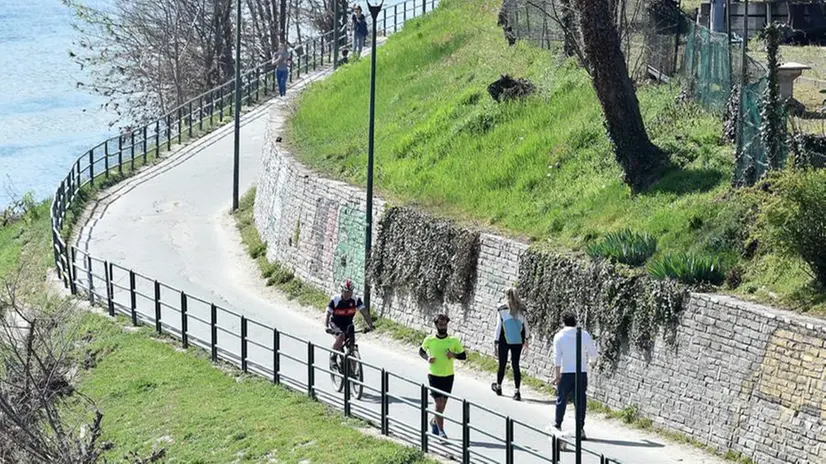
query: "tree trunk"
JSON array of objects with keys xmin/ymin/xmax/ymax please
[{"xmin": 574, "ymin": 0, "xmax": 669, "ymax": 192}]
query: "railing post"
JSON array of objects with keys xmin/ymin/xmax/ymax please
[
  {"xmin": 155, "ymin": 120, "xmax": 160, "ymax": 157},
  {"xmin": 321, "ymin": 36, "xmax": 325, "ymax": 66},
  {"xmin": 180, "ymin": 291, "xmax": 189, "ymax": 349},
  {"xmin": 273, "ymin": 328, "xmax": 281, "ymax": 384},
  {"xmin": 166, "ymin": 114, "xmax": 172, "ymax": 150},
  {"xmin": 307, "ymin": 341, "xmax": 314, "ymax": 398},
  {"xmin": 177, "ymin": 107, "xmax": 183, "ymax": 144},
  {"xmin": 130, "ymin": 129, "xmax": 135, "ymax": 171},
  {"xmin": 142, "ymin": 126, "xmax": 148, "ymax": 163},
  {"xmin": 104, "ymin": 141, "xmax": 110, "ymax": 178},
  {"xmin": 211, "ymin": 303, "xmax": 218, "ymax": 362},
  {"xmin": 506, "ymin": 417, "xmax": 514, "ymax": 464},
  {"xmin": 423, "ymin": 0, "xmax": 426, "ymax": 15},
  {"xmin": 70, "ymin": 247, "xmax": 78, "ymax": 295},
  {"xmin": 88, "ymin": 150, "xmax": 95, "ymax": 187},
  {"xmin": 198, "ymin": 96, "xmax": 204, "ymax": 131},
  {"xmin": 394, "ymin": 4, "xmax": 398, "ymax": 32},
  {"xmin": 255, "ymin": 68, "xmax": 261, "ymax": 100},
  {"xmin": 86, "ymin": 255, "xmax": 94, "ymax": 304},
  {"xmin": 462, "ymin": 400, "xmax": 470, "ymax": 464},
  {"xmin": 104, "ymin": 261, "xmax": 114, "ymax": 316},
  {"xmin": 209, "ymin": 91, "xmax": 215, "ymax": 125},
  {"xmin": 241, "ymin": 317, "xmax": 249, "ymax": 373},
  {"xmin": 117, "ymin": 134, "xmax": 123, "ymax": 175},
  {"xmin": 129, "ymin": 270, "xmax": 137, "ymax": 326},
  {"xmin": 219, "ymin": 87, "xmax": 224, "ymax": 121},
  {"xmin": 383, "ymin": 9, "xmax": 387, "ymax": 35},
  {"xmin": 154, "ymin": 280, "xmax": 162, "ymax": 334},
  {"xmin": 420, "ymin": 384, "xmax": 428, "ymax": 453},
  {"xmin": 381, "ymin": 369, "xmax": 389, "ymax": 435},
  {"xmin": 343, "ymin": 352, "xmax": 351, "ymax": 416},
  {"xmin": 188, "ymin": 101, "xmax": 193, "ymax": 138},
  {"xmin": 552, "ymin": 434, "xmax": 560, "ymax": 463}
]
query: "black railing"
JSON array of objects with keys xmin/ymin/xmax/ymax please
[{"xmin": 48, "ymin": 0, "xmax": 625, "ymax": 462}]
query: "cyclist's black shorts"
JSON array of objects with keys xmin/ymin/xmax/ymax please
[
  {"xmin": 428, "ymin": 374, "xmax": 455, "ymax": 399},
  {"xmin": 331, "ymin": 322, "xmax": 355, "ymax": 339}
]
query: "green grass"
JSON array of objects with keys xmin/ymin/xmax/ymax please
[
  {"xmin": 289, "ymin": 0, "xmax": 731, "ymax": 251},
  {"xmin": 75, "ymin": 312, "xmax": 433, "ymax": 463},
  {"xmin": 287, "ymin": 0, "xmax": 825, "ymax": 314},
  {"xmin": 0, "ymin": 200, "xmax": 52, "ymax": 280}
]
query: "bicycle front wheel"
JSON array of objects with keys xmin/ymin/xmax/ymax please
[{"xmin": 349, "ymin": 350, "xmax": 364, "ymax": 400}]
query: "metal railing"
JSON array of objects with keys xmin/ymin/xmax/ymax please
[{"xmin": 48, "ymin": 0, "xmax": 625, "ymax": 462}]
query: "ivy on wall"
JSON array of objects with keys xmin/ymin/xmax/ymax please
[
  {"xmin": 369, "ymin": 207, "xmax": 480, "ymax": 305},
  {"xmin": 518, "ymin": 247, "xmax": 686, "ymax": 370}
]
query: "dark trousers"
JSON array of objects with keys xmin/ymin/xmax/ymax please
[
  {"xmin": 496, "ymin": 342, "xmax": 523, "ymax": 389},
  {"xmin": 555, "ymin": 373, "xmax": 587, "ymax": 430},
  {"xmin": 276, "ymin": 69, "xmax": 288, "ymax": 96}
]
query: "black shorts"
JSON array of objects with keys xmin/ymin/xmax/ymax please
[
  {"xmin": 428, "ymin": 374, "xmax": 455, "ymax": 399},
  {"xmin": 331, "ymin": 323, "xmax": 355, "ymax": 339}
]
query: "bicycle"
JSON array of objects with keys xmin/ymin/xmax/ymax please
[{"xmin": 325, "ymin": 324, "xmax": 369, "ymax": 399}]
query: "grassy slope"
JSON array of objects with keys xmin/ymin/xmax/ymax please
[
  {"xmin": 289, "ymin": 4, "xmax": 737, "ymax": 267},
  {"xmin": 288, "ymin": 0, "xmax": 823, "ymax": 313},
  {"xmin": 77, "ymin": 313, "xmax": 432, "ymax": 463}
]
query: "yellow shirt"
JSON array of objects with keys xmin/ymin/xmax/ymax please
[{"xmin": 421, "ymin": 334, "xmax": 464, "ymax": 377}]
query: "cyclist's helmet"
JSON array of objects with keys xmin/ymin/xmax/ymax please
[{"xmin": 340, "ymin": 278, "xmax": 355, "ymax": 293}]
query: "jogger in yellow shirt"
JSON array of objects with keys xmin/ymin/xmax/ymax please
[{"xmin": 419, "ymin": 314, "xmax": 467, "ymax": 438}]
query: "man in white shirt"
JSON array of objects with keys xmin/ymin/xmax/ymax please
[{"xmin": 552, "ymin": 310, "xmax": 598, "ymax": 439}]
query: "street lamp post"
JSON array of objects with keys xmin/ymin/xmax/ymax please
[
  {"xmin": 232, "ymin": 0, "xmax": 242, "ymax": 211},
  {"xmin": 363, "ymin": 0, "xmax": 383, "ymax": 312}
]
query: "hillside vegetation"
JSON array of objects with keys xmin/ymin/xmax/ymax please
[{"xmin": 288, "ymin": 0, "xmax": 826, "ymax": 313}]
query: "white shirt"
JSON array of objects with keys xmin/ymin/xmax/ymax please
[{"xmin": 552, "ymin": 327, "xmax": 598, "ymax": 374}]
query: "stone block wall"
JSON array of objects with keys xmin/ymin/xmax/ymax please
[{"xmin": 254, "ymin": 111, "xmax": 826, "ymax": 463}]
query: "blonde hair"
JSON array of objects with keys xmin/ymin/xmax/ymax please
[{"xmin": 505, "ymin": 287, "xmax": 525, "ymax": 318}]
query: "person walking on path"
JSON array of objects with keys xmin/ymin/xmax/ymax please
[
  {"xmin": 351, "ymin": 5, "xmax": 368, "ymax": 55},
  {"xmin": 491, "ymin": 287, "xmax": 530, "ymax": 401},
  {"xmin": 419, "ymin": 314, "xmax": 467, "ymax": 439},
  {"xmin": 552, "ymin": 310, "xmax": 598, "ymax": 439},
  {"xmin": 274, "ymin": 43, "xmax": 291, "ymax": 97}
]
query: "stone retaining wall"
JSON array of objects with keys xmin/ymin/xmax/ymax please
[{"xmin": 254, "ymin": 111, "xmax": 826, "ymax": 463}]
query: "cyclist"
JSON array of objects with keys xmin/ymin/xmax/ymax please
[{"xmin": 325, "ymin": 278, "xmax": 374, "ymax": 368}]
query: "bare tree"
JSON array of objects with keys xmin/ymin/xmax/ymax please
[
  {"xmin": 64, "ymin": 0, "xmax": 286, "ymax": 127},
  {"xmin": 0, "ymin": 272, "xmax": 106, "ymax": 463}
]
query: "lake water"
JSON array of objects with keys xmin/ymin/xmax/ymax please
[{"xmin": 0, "ymin": 0, "xmax": 115, "ymax": 208}]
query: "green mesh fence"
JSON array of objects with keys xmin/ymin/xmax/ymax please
[{"xmin": 681, "ymin": 22, "xmax": 732, "ymax": 113}]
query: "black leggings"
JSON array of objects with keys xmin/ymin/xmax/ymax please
[{"xmin": 497, "ymin": 342, "xmax": 523, "ymax": 389}]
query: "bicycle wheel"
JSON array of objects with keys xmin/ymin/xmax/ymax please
[
  {"xmin": 330, "ymin": 353, "xmax": 344, "ymax": 393},
  {"xmin": 349, "ymin": 349, "xmax": 364, "ymax": 400}
]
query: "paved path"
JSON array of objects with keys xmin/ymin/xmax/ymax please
[{"xmin": 71, "ymin": 65, "xmax": 727, "ymax": 464}]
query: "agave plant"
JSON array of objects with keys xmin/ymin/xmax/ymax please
[
  {"xmin": 647, "ymin": 252, "xmax": 725, "ymax": 286},
  {"xmin": 586, "ymin": 229, "xmax": 657, "ymax": 266}
]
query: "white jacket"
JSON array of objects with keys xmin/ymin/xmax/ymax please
[{"xmin": 493, "ymin": 304, "xmax": 530, "ymax": 345}]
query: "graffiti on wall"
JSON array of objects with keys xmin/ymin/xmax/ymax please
[{"xmin": 333, "ymin": 204, "xmax": 366, "ymax": 292}]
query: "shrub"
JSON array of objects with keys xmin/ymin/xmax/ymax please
[
  {"xmin": 759, "ymin": 169, "xmax": 826, "ymax": 286},
  {"xmin": 586, "ymin": 229, "xmax": 657, "ymax": 266},
  {"xmin": 648, "ymin": 252, "xmax": 725, "ymax": 286}
]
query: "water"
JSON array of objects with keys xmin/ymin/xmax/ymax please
[{"xmin": 0, "ymin": 0, "xmax": 115, "ymax": 208}]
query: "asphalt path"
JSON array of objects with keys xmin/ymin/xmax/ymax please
[{"xmin": 70, "ymin": 64, "xmax": 727, "ymax": 464}]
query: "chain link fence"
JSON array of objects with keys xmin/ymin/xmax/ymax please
[{"xmin": 498, "ymin": 0, "xmax": 790, "ymax": 186}]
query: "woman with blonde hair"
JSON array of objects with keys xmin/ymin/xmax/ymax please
[{"xmin": 491, "ymin": 287, "xmax": 530, "ymax": 401}]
